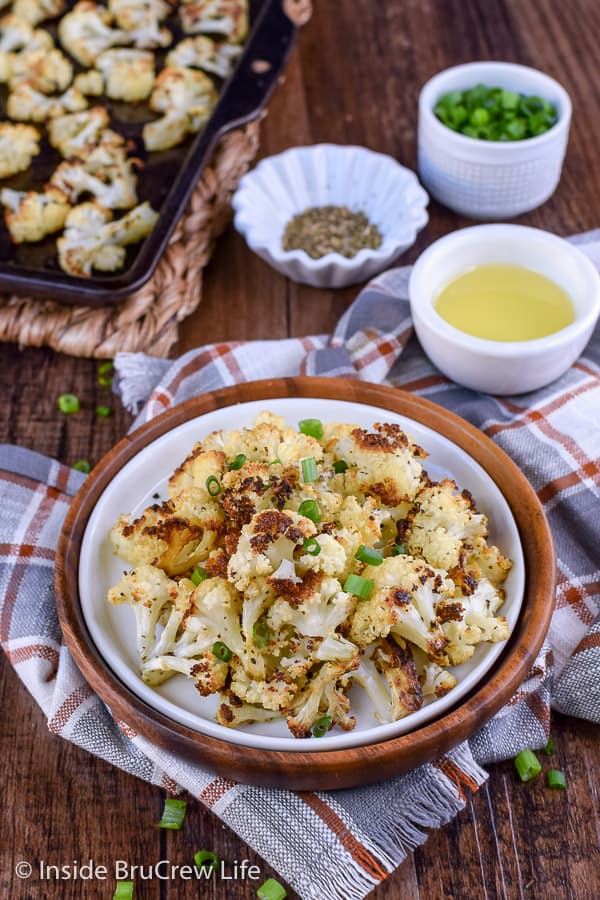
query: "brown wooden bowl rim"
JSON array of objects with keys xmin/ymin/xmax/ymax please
[{"xmin": 55, "ymin": 377, "xmax": 556, "ymax": 788}]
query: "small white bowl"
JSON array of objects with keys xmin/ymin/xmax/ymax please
[
  {"xmin": 232, "ymin": 144, "xmax": 429, "ymax": 288},
  {"xmin": 418, "ymin": 62, "xmax": 572, "ymax": 219},
  {"xmin": 408, "ymin": 225, "xmax": 600, "ymax": 395}
]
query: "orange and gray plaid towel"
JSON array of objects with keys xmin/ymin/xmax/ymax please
[{"xmin": 2, "ymin": 229, "xmax": 599, "ymax": 899}]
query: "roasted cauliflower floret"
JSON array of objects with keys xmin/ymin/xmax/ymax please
[
  {"xmin": 58, "ymin": 1, "xmax": 129, "ymax": 66},
  {"xmin": 458, "ymin": 577, "xmax": 511, "ymax": 643},
  {"xmin": 0, "ymin": 16, "xmax": 55, "ymax": 83},
  {"xmin": 419, "ymin": 661, "xmax": 457, "ymax": 698},
  {"xmin": 216, "ymin": 694, "xmax": 280, "ymax": 728},
  {"xmin": 0, "ymin": 13, "xmax": 37, "ymax": 51},
  {"xmin": 268, "ymin": 573, "xmax": 355, "ymax": 638},
  {"xmin": 57, "ymin": 200, "xmax": 158, "ymax": 276},
  {"xmin": 50, "ymin": 144, "xmax": 139, "ymax": 209},
  {"xmin": 96, "ymin": 47, "xmax": 155, "ymax": 100},
  {"xmin": 142, "ymin": 65, "xmax": 217, "ymax": 151},
  {"xmin": 12, "ymin": 0, "xmax": 65, "ymax": 26},
  {"xmin": 47, "ymin": 105, "xmax": 110, "ymax": 157},
  {"xmin": 7, "ymin": 82, "xmax": 87, "ymax": 121},
  {"xmin": 466, "ymin": 536, "xmax": 512, "ymax": 585},
  {"xmin": 372, "ymin": 637, "xmax": 423, "ymax": 719},
  {"xmin": 8, "ymin": 47, "xmax": 73, "ymax": 92},
  {"xmin": 0, "ymin": 186, "xmax": 70, "ymax": 243},
  {"xmin": 286, "ymin": 658, "xmax": 358, "ymax": 738},
  {"xmin": 179, "ymin": 0, "xmax": 248, "ymax": 43},
  {"xmin": 228, "ymin": 508, "xmax": 315, "ymax": 592},
  {"xmin": 168, "ymin": 447, "xmax": 227, "ymax": 500},
  {"xmin": 109, "ymin": 0, "xmax": 172, "ymax": 47},
  {"xmin": 166, "ymin": 35, "xmax": 241, "ymax": 78},
  {"xmin": 0, "ymin": 122, "xmax": 40, "ymax": 178},
  {"xmin": 73, "ymin": 68, "xmax": 104, "ymax": 95},
  {"xmin": 229, "ymin": 658, "xmax": 298, "ymax": 711}
]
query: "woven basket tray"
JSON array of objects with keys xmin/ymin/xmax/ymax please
[{"xmin": 0, "ymin": 122, "xmax": 260, "ymax": 359}]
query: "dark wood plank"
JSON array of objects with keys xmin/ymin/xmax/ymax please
[{"xmin": 1, "ymin": 0, "xmax": 600, "ymax": 898}]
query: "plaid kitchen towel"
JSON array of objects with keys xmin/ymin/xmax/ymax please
[{"xmin": 2, "ymin": 230, "xmax": 599, "ymax": 900}]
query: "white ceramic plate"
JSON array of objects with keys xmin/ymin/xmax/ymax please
[{"xmin": 79, "ymin": 397, "xmax": 525, "ymax": 752}]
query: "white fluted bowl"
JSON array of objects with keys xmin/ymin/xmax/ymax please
[{"xmin": 232, "ymin": 144, "xmax": 429, "ymax": 288}]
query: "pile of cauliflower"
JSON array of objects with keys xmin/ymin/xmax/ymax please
[
  {"xmin": 0, "ymin": 0, "xmax": 248, "ymax": 274},
  {"xmin": 107, "ymin": 412, "xmax": 513, "ymax": 740}
]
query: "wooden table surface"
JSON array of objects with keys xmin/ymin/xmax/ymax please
[{"xmin": 1, "ymin": 1, "xmax": 599, "ymax": 898}]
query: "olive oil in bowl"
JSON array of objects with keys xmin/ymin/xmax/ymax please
[{"xmin": 434, "ymin": 264, "xmax": 575, "ymax": 341}]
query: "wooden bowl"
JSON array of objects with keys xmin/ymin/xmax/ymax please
[{"xmin": 55, "ymin": 378, "xmax": 556, "ymax": 790}]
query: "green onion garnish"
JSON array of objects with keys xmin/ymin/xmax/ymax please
[
  {"xmin": 542, "ymin": 737, "xmax": 556, "ymax": 756},
  {"xmin": 355, "ymin": 545, "xmax": 383, "ymax": 566},
  {"xmin": 190, "ymin": 566, "xmax": 207, "ymax": 586},
  {"xmin": 253, "ymin": 621, "xmax": 272, "ymax": 647},
  {"xmin": 212, "ymin": 641, "xmax": 232, "ymax": 662},
  {"xmin": 73, "ymin": 459, "xmax": 91, "ymax": 474},
  {"xmin": 343, "ymin": 573, "xmax": 374, "ymax": 600},
  {"xmin": 157, "ymin": 798, "xmax": 187, "ymax": 830},
  {"xmin": 333, "ymin": 460, "xmax": 348, "ymax": 474},
  {"xmin": 257, "ymin": 877, "xmax": 288, "ymax": 900},
  {"xmin": 434, "ymin": 84, "xmax": 558, "ymax": 141},
  {"xmin": 230, "ymin": 453, "xmax": 246, "ymax": 470},
  {"xmin": 301, "ymin": 457, "xmax": 318, "ymax": 483},
  {"xmin": 98, "ymin": 361, "xmax": 114, "ymax": 387},
  {"xmin": 298, "ymin": 499, "xmax": 321, "ymax": 523},
  {"xmin": 547, "ymin": 769, "xmax": 566, "ymax": 790},
  {"xmin": 303, "ymin": 537, "xmax": 321, "ymax": 556},
  {"xmin": 298, "ymin": 418, "xmax": 323, "ymax": 439},
  {"xmin": 194, "ymin": 850, "xmax": 219, "ymax": 873},
  {"xmin": 391, "ymin": 544, "xmax": 407, "ymax": 556},
  {"xmin": 96, "ymin": 405, "xmax": 112, "ymax": 418},
  {"xmin": 206, "ymin": 475, "xmax": 221, "ymax": 496},
  {"xmin": 514, "ymin": 749, "xmax": 542, "ymax": 782},
  {"xmin": 58, "ymin": 393, "xmax": 80, "ymax": 414},
  {"xmin": 312, "ymin": 715, "xmax": 332, "ymax": 738},
  {"xmin": 270, "ymin": 458, "xmax": 282, "ymax": 466},
  {"xmin": 113, "ymin": 882, "xmax": 134, "ymax": 900}
]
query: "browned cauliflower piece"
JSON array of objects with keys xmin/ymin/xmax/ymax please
[
  {"xmin": 179, "ymin": 0, "xmax": 248, "ymax": 43},
  {"xmin": 0, "ymin": 121, "xmax": 40, "ymax": 178},
  {"xmin": 73, "ymin": 68, "xmax": 104, "ymax": 95},
  {"xmin": 286, "ymin": 658, "xmax": 358, "ymax": 738},
  {"xmin": 142, "ymin": 65, "xmax": 217, "ymax": 151},
  {"xmin": 12, "ymin": 0, "xmax": 66, "ymax": 26},
  {"xmin": 50, "ymin": 141, "xmax": 139, "ymax": 209},
  {"xmin": 7, "ymin": 82, "xmax": 87, "ymax": 121},
  {"xmin": 58, "ymin": 1, "xmax": 129, "ymax": 66},
  {"xmin": 96, "ymin": 47, "xmax": 155, "ymax": 100},
  {"xmin": 8, "ymin": 47, "xmax": 73, "ymax": 92},
  {"xmin": 166, "ymin": 35, "xmax": 241, "ymax": 78},
  {"xmin": 47, "ymin": 106, "xmax": 110, "ymax": 157},
  {"xmin": 0, "ymin": 185, "xmax": 70, "ymax": 242},
  {"xmin": 109, "ymin": 0, "xmax": 172, "ymax": 47}
]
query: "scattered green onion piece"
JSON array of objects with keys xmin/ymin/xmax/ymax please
[
  {"xmin": 355, "ymin": 544, "xmax": 383, "ymax": 566},
  {"xmin": 514, "ymin": 749, "xmax": 542, "ymax": 782},
  {"xmin": 73, "ymin": 459, "xmax": 91, "ymax": 474},
  {"xmin": 194, "ymin": 850, "xmax": 219, "ymax": 873},
  {"xmin": 98, "ymin": 361, "xmax": 114, "ymax": 387},
  {"xmin": 270, "ymin": 458, "xmax": 282, "ymax": 466},
  {"xmin": 212, "ymin": 641, "xmax": 232, "ymax": 662},
  {"xmin": 113, "ymin": 882, "xmax": 134, "ymax": 900},
  {"xmin": 257, "ymin": 877, "xmax": 288, "ymax": 900},
  {"xmin": 230, "ymin": 453, "xmax": 246, "ymax": 470},
  {"xmin": 542, "ymin": 737, "xmax": 556, "ymax": 756},
  {"xmin": 253, "ymin": 621, "xmax": 272, "ymax": 647},
  {"xmin": 298, "ymin": 418, "xmax": 323, "ymax": 439},
  {"xmin": 96, "ymin": 405, "xmax": 112, "ymax": 418},
  {"xmin": 301, "ymin": 456, "xmax": 319, "ymax": 483},
  {"xmin": 333, "ymin": 460, "xmax": 348, "ymax": 474},
  {"xmin": 298, "ymin": 499, "xmax": 321, "ymax": 523},
  {"xmin": 392, "ymin": 544, "xmax": 407, "ymax": 556},
  {"xmin": 547, "ymin": 769, "xmax": 566, "ymax": 790},
  {"xmin": 312, "ymin": 715, "xmax": 332, "ymax": 738},
  {"xmin": 58, "ymin": 393, "xmax": 80, "ymax": 414},
  {"xmin": 303, "ymin": 537, "xmax": 321, "ymax": 556},
  {"xmin": 206, "ymin": 475, "xmax": 221, "ymax": 496},
  {"xmin": 98, "ymin": 361, "xmax": 114, "ymax": 375},
  {"xmin": 190, "ymin": 566, "xmax": 207, "ymax": 586},
  {"xmin": 157, "ymin": 798, "xmax": 187, "ymax": 830},
  {"xmin": 343, "ymin": 573, "xmax": 374, "ymax": 600}
]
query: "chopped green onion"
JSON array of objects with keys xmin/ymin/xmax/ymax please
[
  {"xmin": 301, "ymin": 457, "xmax": 319, "ymax": 483},
  {"xmin": 73, "ymin": 459, "xmax": 91, "ymax": 474},
  {"xmin": 96, "ymin": 405, "xmax": 112, "ymax": 418},
  {"xmin": 514, "ymin": 749, "xmax": 542, "ymax": 782},
  {"xmin": 212, "ymin": 641, "xmax": 232, "ymax": 662},
  {"xmin": 257, "ymin": 877, "xmax": 288, "ymax": 900},
  {"xmin": 547, "ymin": 769, "xmax": 566, "ymax": 790},
  {"xmin": 333, "ymin": 460, "xmax": 348, "ymax": 474},
  {"xmin": 206, "ymin": 475, "xmax": 221, "ymax": 496},
  {"xmin": 230, "ymin": 453, "xmax": 246, "ymax": 470},
  {"xmin": 298, "ymin": 418, "xmax": 323, "ymax": 439},
  {"xmin": 434, "ymin": 84, "xmax": 558, "ymax": 141},
  {"xmin": 190, "ymin": 566, "xmax": 207, "ymax": 586},
  {"xmin": 157, "ymin": 798, "xmax": 187, "ymax": 830},
  {"xmin": 303, "ymin": 537, "xmax": 321, "ymax": 556},
  {"xmin": 392, "ymin": 544, "xmax": 407, "ymax": 556},
  {"xmin": 253, "ymin": 621, "xmax": 272, "ymax": 647},
  {"xmin": 270, "ymin": 458, "xmax": 282, "ymax": 466},
  {"xmin": 542, "ymin": 737, "xmax": 556, "ymax": 756},
  {"xmin": 343, "ymin": 573, "xmax": 374, "ymax": 600},
  {"xmin": 298, "ymin": 499, "xmax": 321, "ymax": 523},
  {"xmin": 113, "ymin": 882, "xmax": 134, "ymax": 900},
  {"xmin": 98, "ymin": 361, "xmax": 114, "ymax": 375},
  {"xmin": 98, "ymin": 361, "xmax": 114, "ymax": 387},
  {"xmin": 355, "ymin": 544, "xmax": 383, "ymax": 566},
  {"xmin": 312, "ymin": 715, "xmax": 332, "ymax": 738},
  {"xmin": 194, "ymin": 850, "xmax": 219, "ymax": 873},
  {"xmin": 58, "ymin": 393, "xmax": 80, "ymax": 414}
]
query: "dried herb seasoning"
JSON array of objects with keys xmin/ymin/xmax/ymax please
[{"xmin": 282, "ymin": 205, "xmax": 382, "ymax": 259}]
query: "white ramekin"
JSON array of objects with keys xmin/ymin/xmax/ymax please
[
  {"xmin": 232, "ymin": 144, "xmax": 429, "ymax": 288},
  {"xmin": 408, "ymin": 225, "xmax": 600, "ymax": 395},
  {"xmin": 418, "ymin": 62, "xmax": 572, "ymax": 219}
]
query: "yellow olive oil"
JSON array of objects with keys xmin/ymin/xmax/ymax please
[{"xmin": 434, "ymin": 264, "xmax": 575, "ymax": 341}]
